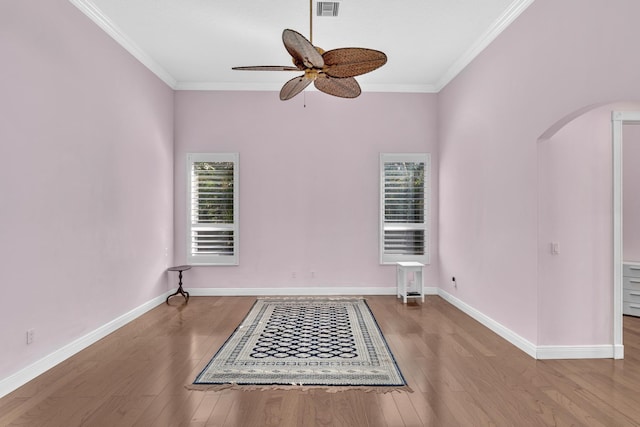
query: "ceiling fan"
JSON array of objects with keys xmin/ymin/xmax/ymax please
[{"xmin": 232, "ymin": 1, "xmax": 387, "ymax": 101}]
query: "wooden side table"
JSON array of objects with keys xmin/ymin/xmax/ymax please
[
  {"xmin": 396, "ymin": 262, "xmax": 425, "ymax": 304},
  {"xmin": 167, "ymin": 265, "xmax": 191, "ymax": 304}
]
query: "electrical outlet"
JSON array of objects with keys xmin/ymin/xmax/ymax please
[
  {"xmin": 291, "ymin": 272, "xmax": 296, "ymax": 279},
  {"xmin": 311, "ymin": 271, "xmax": 316, "ymax": 279},
  {"xmin": 452, "ymin": 277, "xmax": 457, "ymax": 288},
  {"xmin": 26, "ymin": 329, "xmax": 34, "ymax": 345}
]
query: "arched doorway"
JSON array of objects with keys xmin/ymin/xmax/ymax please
[{"xmin": 537, "ymin": 103, "xmax": 640, "ymax": 359}]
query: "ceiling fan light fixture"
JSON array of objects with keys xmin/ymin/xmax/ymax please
[{"xmin": 317, "ymin": 2, "xmax": 340, "ymax": 17}]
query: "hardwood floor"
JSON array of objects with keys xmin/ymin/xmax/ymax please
[{"xmin": 2, "ymin": 295, "xmax": 640, "ymax": 426}]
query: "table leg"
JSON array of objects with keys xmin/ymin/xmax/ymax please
[{"xmin": 166, "ymin": 270, "xmax": 190, "ymax": 304}]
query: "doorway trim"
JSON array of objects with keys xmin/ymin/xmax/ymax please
[{"xmin": 612, "ymin": 111, "xmax": 640, "ymax": 359}]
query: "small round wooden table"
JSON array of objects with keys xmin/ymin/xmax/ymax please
[{"xmin": 166, "ymin": 265, "xmax": 191, "ymax": 304}]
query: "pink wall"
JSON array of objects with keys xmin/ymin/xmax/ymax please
[
  {"xmin": 0, "ymin": 1, "xmax": 174, "ymax": 381},
  {"xmin": 624, "ymin": 125, "xmax": 640, "ymax": 262},
  {"xmin": 438, "ymin": 0, "xmax": 640, "ymax": 345},
  {"xmin": 174, "ymin": 91, "xmax": 438, "ymax": 290}
]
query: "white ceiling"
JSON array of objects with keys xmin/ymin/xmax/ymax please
[{"xmin": 69, "ymin": 0, "xmax": 534, "ymax": 93}]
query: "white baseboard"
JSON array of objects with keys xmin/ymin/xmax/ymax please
[
  {"xmin": 186, "ymin": 286, "xmax": 440, "ymax": 297},
  {"xmin": 0, "ymin": 292, "xmax": 170, "ymax": 399},
  {"xmin": 0, "ymin": 285, "xmax": 433, "ymax": 398},
  {"xmin": 614, "ymin": 344, "xmax": 625, "ymax": 359},
  {"xmin": 536, "ymin": 345, "xmax": 616, "ymax": 360},
  {"xmin": 1, "ymin": 284, "xmax": 619, "ymax": 399},
  {"xmin": 438, "ymin": 288, "xmax": 618, "ymax": 360},
  {"xmin": 437, "ymin": 289, "xmax": 538, "ymax": 358}
]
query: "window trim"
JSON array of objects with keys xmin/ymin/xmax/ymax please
[
  {"xmin": 379, "ymin": 153, "xmax": 430, "ymax": 265},
  {"xmin": 186, "ymin": 153, "xmax": 239, "ymax": 266}
]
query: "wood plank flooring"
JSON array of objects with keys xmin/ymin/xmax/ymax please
[{"xmin": 2, "ymin": 295, "xmax": 640, "ymax": 426}]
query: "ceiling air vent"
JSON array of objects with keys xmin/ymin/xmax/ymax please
[{"xmin": 317, "ymin": 1, "xmax": 339, "ymax": 17}]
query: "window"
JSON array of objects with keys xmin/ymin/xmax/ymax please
[
  {"xmin": 380, "ymin": 153, "xmax": 430, "ymax": 265},
  {"xmin": 187, "ymin": 153, "xmax": 239, "ymax": 265}
]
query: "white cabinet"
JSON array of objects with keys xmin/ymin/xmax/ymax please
[{"xmin": 623, "ymin": 262, "xmax": 640, "ymax": 317}]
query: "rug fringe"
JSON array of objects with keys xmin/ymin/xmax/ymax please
[{"xmin": 185, "ymin": 383, "xmax": 413, "ymax": 394}]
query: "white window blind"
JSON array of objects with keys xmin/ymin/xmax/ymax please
[
  {"xmin": 380, "ymin": 153, "xmax": 429, "ymax": 265},
  {"xmin": 187, "ymin": 153, "xmax": 239, "ymax": 265}
]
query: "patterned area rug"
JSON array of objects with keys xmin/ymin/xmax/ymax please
[{"xmin": 192, "ymin": 297, "xmax": 407, "ymax": 391}]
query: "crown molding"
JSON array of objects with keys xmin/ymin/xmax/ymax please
[
  {"xmin": 435, "ymin": 0, "xmax": 535, "ymax": 91},
  {"xmin": 69, "ymin": 0, "xmax": 532, "ymax": 94},
  {"xmin": 174, "ymin": 81, "xmax": 439, "ymax": 93},
  {"xmin": 68, "ymin": 0, "xmax": 178, "ymax": 89},
  {"xmin": 361, "ymin": 83, "xmax": 439, "ymax": 94}
]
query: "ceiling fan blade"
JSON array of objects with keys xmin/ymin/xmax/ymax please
[
  {"xmin": 322, "ymin": 48, "xmax": 387, "ymax": 78},
  {"xmin": 280, "ymin": 75, "xmax": 313, "ymax": 100},
  {"xmin": 314, "ymin": 76, "xmax": 361, "ymax": 99},
  {"xmin": 282, "ymin": 29, "xmax": 324, "ymax": 69},
  {"xmin": 232, "ymin": 65, "xmax": 300, "ymax": 71}
]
